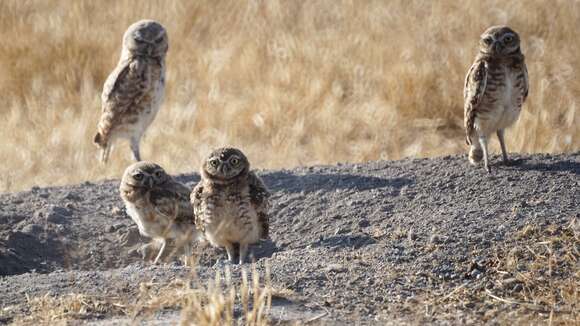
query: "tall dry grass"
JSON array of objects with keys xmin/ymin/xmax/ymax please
[{"xmin": 0, "ymin": 0, "xmax": 578, "ymax": 192}]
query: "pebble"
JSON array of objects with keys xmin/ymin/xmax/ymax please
[
  {"xmin": 34, "ymin": 205, "xmax": 71, "ymax": 224},
  {"xmin": 20, "ymin": 223, "xmax": 44, "ymax": 235}
]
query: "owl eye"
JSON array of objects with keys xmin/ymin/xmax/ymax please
[
  {"xmin": 154, "ymin": 170, "xmax": 163, "ymax": 178},
  {"xmin": 504, "ymin": 35, "xmax": 514, "ymax": 42},
  {"xmin": 133, "ymin": 172, "xmax": 144, "ymax": 180},
  {"xmin": 483, "ymin": 37, "xmax": 493, "ymax": 45},
  {"xmin": 230, "ymin": 157, "xmax": 240, "ymax": 166},
  {"xmin": 209, "ymin": 159, "xmax": 219, "ymax": 167}
]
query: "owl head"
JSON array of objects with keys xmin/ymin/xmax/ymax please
[
  {"xmin": 122, "ymin": 19, "xmax": 168, "ymax": 59},
  {"xmin": 202, "ymin": 147, "xmax": 250, "ymax": 181},
  {"xmin": 479, "ymin": 26, "xmax": 521, "ymax": 57},
  {"xmin": 121, "ymin": 161, "xmax": 170, "ymax": 189}
]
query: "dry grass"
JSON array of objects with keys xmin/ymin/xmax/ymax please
[
  {"xmin": 11, "ymin": 265, "xmax": 272, "ymax": 325},
  {"xmin": 1, "ymin": 0, "xmax": 579, "ymax": 192},
  {"xmin": 410, "ymin": 219, "xmax": 579, "ymax": 325}
]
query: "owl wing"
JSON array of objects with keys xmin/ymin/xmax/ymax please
[
  {"xmin": 95, "ymin": 58, "xmax": 149, "ymax": 142},
  {"xmin": 190, "ymin": 182, "xmax": 205, "ymax": 232},
  {"xmin": 248, "ymin": 172, "xmax": 270, "ymax": 239},
  {"xmin": 463, "ymin": 60, "xmax": 488, "ymax": 145},
  {"xmin": 522, "ymin": 62, "xmax": 529, "ymax": 102},
  {"xmin": 149, "ymin": 181, "xmax": 193, "ymax": 226}
]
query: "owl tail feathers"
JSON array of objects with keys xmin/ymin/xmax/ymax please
[{"xmin": 93, "ymin": 132, "xmax": 106, "ymax": 147}]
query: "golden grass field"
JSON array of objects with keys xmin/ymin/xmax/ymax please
[{"xmin": 0, "ymin": 0, "xmax": 578, "ymax": 192}]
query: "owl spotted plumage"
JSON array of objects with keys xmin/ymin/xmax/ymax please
[
  {"xmin": 191, "ymin": 147, "xmax": 270, "ymax": 264},
  {"xmin": 120, "ymin": 162, "xmax": 196, "ymax": 264},
  {"xmin": 464, "ymin": 26, "xmax": 529, "ymax": 172},
  {"xmin": 94, "ymin": 20, "xmax": 168, "ymax": 163}
]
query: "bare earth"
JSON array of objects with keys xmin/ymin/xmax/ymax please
[{"xmin": 0, "ymin": 153, "xmax": 578, "ymax": 324}]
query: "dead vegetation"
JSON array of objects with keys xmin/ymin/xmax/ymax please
[
  {"xmin": 405, "ymin": 219, "xmax": 579, "ymax": 325},
  {"xmin": 10, "ymin": 265, "xmax": 273, "ymax": 325},
  {"xmin": 0, "ymin": 0, "xmax": 578, "ymax": 192}
]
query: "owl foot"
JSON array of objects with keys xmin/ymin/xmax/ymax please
[{"xmin": 212, "ymin": 258, "xmax": 230, "ymax": 269}]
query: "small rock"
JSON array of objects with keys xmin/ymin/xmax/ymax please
[
  {"xmin": 21, "ymin": 224, "xmax": 44, "ymax": 234},
  {"xmin": 430, "ymin": 234, "xmax": 441, "ymax": 244},
  {"xmin": 61, "ymin": 192, "xmax": 82, "ymax": 201},
  {"xmin": 407, "ymin": 229, "xmax": 417, "ymax": 241},
  {"xmin": 470, "ymin": 269, "xmax": 482, "ymax": 279},
  {"xmin": 119, "ymin": 227, "xmax": 141, "ymax": 247},
  {"xmin": 34, "ymin": 205, "xmax": 71, "ymax": 224},
  {"xmin": 325, "ymin": 264, "xmax": 346, "ymax": 273},
  {"xmin": 111, "ymin": 206, "xmax": 123, "ymax": 216},
  {"xmin": 358, "ymin": 219, "xmax": 370, "ymax": 228}
]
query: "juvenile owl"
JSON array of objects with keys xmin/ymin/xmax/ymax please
[
  {"xmin": 191, "ymin": 147, "xmax": 270, "ymax": 264},
  {"xmin": 120, "ymin": 161, "xmax": 195, "ymax": 264},
  {"xmin": 464, "ymin": 26, "xmax": 529, "ymax": 172},
  {"xmin": 94, "ymin": 20, "xmax": 168, "ymax": 163}
]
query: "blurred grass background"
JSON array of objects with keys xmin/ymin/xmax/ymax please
[{"xmin": 0, "ymin": 0, "xmax": 578, "ymax": 192}]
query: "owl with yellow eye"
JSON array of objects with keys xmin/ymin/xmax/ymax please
[{"xmin": 191, "ymin": 147, "xmax": 270, "ymax": 264}]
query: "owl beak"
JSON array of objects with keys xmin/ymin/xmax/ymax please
[
  {"xmin": 493, "ymin": 41, "xmax": 502, "ymax": 54},
  {"xmin": 146, "ymin": 176, "xmax": 153, "ymax": 188}
]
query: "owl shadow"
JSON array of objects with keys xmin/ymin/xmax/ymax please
[
  {"xmin": 311, "ymin": 233, "xmax": 377, "ymax": 250},
  {"xmin": 195, "ymin": 239, "xmax": 279, "ymax": 267},
  {"xmin": 250, "ymin": 238, "xmax": 279, "ymax": 261},
  {"xmin": 174, "ymin": 170, "xmax": 413, "ymax": 194},
  {"xmin": 515, "ymin": 157, "xmax": 579, "ymax": 175},
  {"xmin": 261, "ymin": 171, "xmax": 412, "ymax": 194}
]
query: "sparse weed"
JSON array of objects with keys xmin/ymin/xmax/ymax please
[{"xmin": 13, "ymin": 264, "xmax": 272, "ymax": 325}]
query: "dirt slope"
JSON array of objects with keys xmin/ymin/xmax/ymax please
[{"xmin": 0, "ymin": 153, "xmax": 578, "ymax": 324}]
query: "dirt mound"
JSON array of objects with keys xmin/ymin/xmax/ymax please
[{"xmin": 0, "ymin": 153, "xmax": 578, "ymax": 324}]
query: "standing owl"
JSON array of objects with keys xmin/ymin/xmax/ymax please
[
  {"xmin": 191, "ymin": 147, "xmax": 270, "ymax": 264},
  {"xmin": 120, "ymin": 161, "xmax": 195, "ymax": 264},
  {"xmin": 94, "ymin": 20, "xmax": 168, "ymax": 163},
  {"xmin": 464, "ymin": 26, "xmax": 529, "ymax": 172}
]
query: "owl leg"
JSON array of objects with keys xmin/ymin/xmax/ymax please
[
  {"xmin": 478, "ymin": 136, "xmax": 491, "ymax": 173},
  {"xmin": 238, "ymin": 243, "xmax": 249, "ymax": 265},
  {"xmin": 153, "ymin": 238, "xmax": 167, "ymax": 264},
  {"xmin": 182, "ymin": 242, "xmax": 193, "ymax": 266},
  {"xmin": 224, "ymin": 243, "xmax": 238, "ymax": 263},
  {"xmin": 130, "ymin": 137, "xmax": 141, "ymax": 161},
  {"xmin": 100, "ymin": 144, "xmax": 112, "ymax": 163},
  {"xmin": 496, "ymin": 129, "xmax": 510, "ymax": 163}
]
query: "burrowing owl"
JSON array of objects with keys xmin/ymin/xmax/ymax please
[
  {"xmin": 464, "ymin": 26, "xmax": 529, "ymax": 172},
  {"xmin": 191, "ymin": 147, "xmax": 270, "ymax": 264},
  {"xmin": 94, "ymin": 20, "xmax": 168, "ymax": 163},
  {"xmin": 120, "ymin": 161, "xmax": 195, "ymax": 264}
]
